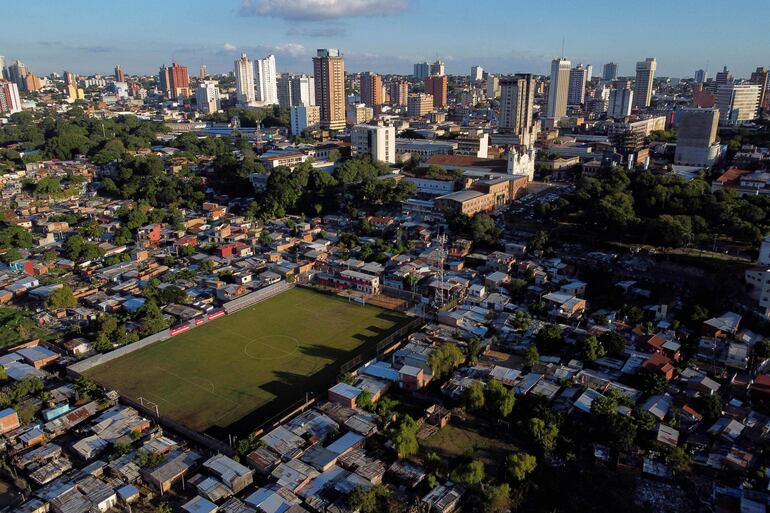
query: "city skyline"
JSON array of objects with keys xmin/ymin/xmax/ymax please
[{"xmin": 2, "ymin": 0, "xmax": 769, "ymax": 78}]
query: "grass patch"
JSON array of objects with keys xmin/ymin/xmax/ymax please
[
  {"xmin": 86, "ymin": 287, "xmax": 409, "ymax": 434},
  {"xmin": 0, "ymin": 308, "xmax": 48, "ymax": 349}
]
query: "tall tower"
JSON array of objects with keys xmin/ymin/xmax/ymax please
[
  {"xmin": 499, "ymin": 74, "xmax": 537, "ymax": 147},
  {"xmin": 234, "ymin": 53, "xmax": 256, "ymax": 106},
  {"xmin": 424, "ymin": 75, "xmax": 448, "ymax": 108},
  {"xmin": 313, "ymin": 49, "xmax": 346, "ymax": 131},
  {"xmin": 750, "ymin": 66, "xmax": 769, "ymax": 111},
  {"xmin": 602, "ymin": 62, "xmax": 618, "ymax": 81},
  {"xmin": 359, "ymin": 72, "xmax": 383, "ymax": 108},
  {"xmin": 633, "ymin": 57, "xmax": 656, "ymax": 108},
  {"xmin": 568, "ymin": 64, "xmax": 587, "ymax": 105},
  {"xmin": 255, "ymin": 54, "xmax": 278, "ymax": 105},
  {"xmin": 546, "ymin": 57, "xmax": 571, "ymax": 119},
  {"xmin": 114, "ymin": 65, "xmax": 125, "ymax": 82}
]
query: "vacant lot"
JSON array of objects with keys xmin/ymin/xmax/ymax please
[{"xmin": 86, "ymin": 287, "xmax": 408, "ymax": 434}]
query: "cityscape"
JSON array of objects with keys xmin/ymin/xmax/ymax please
[{"xmin": 2, "ymin": 1, "xmax": 770, "ymax": 513}]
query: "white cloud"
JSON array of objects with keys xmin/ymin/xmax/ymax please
[
  {"xmin": 271, "ymin": 43, "xmax": 310, "ymax": 58},
  {"xmin": 240, "ymin": 0, "xmax": 407, "ymax": 21},
  {"xmin": 223, "ymin": 42, "xmax": 238, "ymax": 53}
]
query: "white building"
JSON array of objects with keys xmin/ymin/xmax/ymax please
[
  {"xmin": 716, "ymin": 83, "xmax": 760, "ymax": 125},
  {"xmin": 255, "ymin": 54, "xmax": 278, "ymax": 105},
  {"xmin": 0, "ymin": 80, "xmax": 22, "ymax": 114},
  {"xmin": 507, "ymin": 146, "xmax": 536, "ymax": 182},
  {"xmin": 234, "ymin": 53, "xmax": 256, "ymax": 107},
  {"xmin": 351, "ymin": 124, "xmax": 396, "ymax": 164},
  {"xmin": 290, "ymin": 105, "xmax": 320, "ymax": 136},
  {"xmin": 486, "ymin": 75, "xmax": 500, "ymax": 99},
  {"xmin": 546, "ymin": 57, "xmax": 571, "ymax": 120},
  {"xmin": 633, "ymin": 57, "xmax": 656, "ymax": 108},
  {"xmin": 568, "ymin": 64, "xmax": 587, "ymax": 105},
  {"xmin": 607, "ymin": 88, "xmax": 633, "ymax": 119},
  {"xmin": 471, "ymin": 65, "xmax": 484, "ymax": 81},
  {"xmin": 195, "ymin": 80, "xmax": 221, "ymax": 113}
]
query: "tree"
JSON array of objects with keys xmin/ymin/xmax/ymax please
[
  {"xmin": 451, "ymin": 459, "xmax": 485, "ymax": 486},
  {"xmin": 392, "ymin": 415, "xmax": 419, "ymax": 457},
  {"xmin": 485, "ymin": 380, "xmax": 515, "ymax": 418},
  {"xmin": 510, "ymin": 309, "xmax": 531, "ymax": 330},
  {"xmin": 524, "ymin": 345, "xmax": 539, "ymax": 367},
  {"xmin": 507, "ymin": 452, "xmax": 537, "ymax": 481},
  {"xmin": 46, "ymin": 285, "xmax": 77, "ymax": 310},
  {"xmin": 535, "ymin": 324, "xmax": 564, "ymax": 355},
  {"xmin": 466, "ymin": 336, "xmax": 482, "ymax": 365},
  {"xmin": 468, "ymin": 213, "xmax": 501, "ymax": 245},
  {"xmin": 580, "ymin": 335, "xmax": 606, "ymax": 361},
  {"xmin": 668, "ymin": 447, "xmax": 692, "ymax": 474},
  {"xmin": 348, "ymin": 485, "xmax": 390, "ymax": 513},
  {"xmin": 701, "ymin": 393, "xmax": 723, "ymax": 422},
  {"xmin": 428, "ymin": 343, "xmax": 465, "ymax": 379},
  {"xmin": 73, "ymin": 376, "xmax": 99, "ymax": 400},
  {"xmin": 600, "ymin": 331, "xmax": 626, "ymax": 357},
  {"xmin": 483, "ymin": 483, "xmax": 511, "ymax": 513},
  {"xmin": 327, "ymin": 149, "xmax": 341, "ymax": 162},
  {"xmin": 529, "ymin": 417, "xmax": 559, "ymax": 453},
  {"xmin": 138, "ymin": 300, "xmax": 168, "ymax": 336},
  {"xmin": 357, "ymin": 390, "xmax": 373, "ymax": 411},
  {"xmin": 755, "ymin": 339, "xmax": 770, "ymax": 358},
  {"xmin": 157, "ymin": 502, "xmax": 173, "ymax": 513},
  {"xmin": 463, "ymin": 381, "xmax": 486, "ymax": 411}
]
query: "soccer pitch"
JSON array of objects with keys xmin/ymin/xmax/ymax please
[{"xmin": 86, "ymin": 287, "xmax": 409, "ymax": 434}]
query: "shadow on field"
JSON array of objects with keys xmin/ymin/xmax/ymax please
[{"xmin": 298, "ymin": 344, "xmax": 351, "ymax": 361}]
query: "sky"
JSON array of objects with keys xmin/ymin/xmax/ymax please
[{"xmin": 2, "ymin": 0, "xmax": 769, "ymax": 79}]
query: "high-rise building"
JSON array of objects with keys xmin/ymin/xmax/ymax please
[
  {"xmin": 63, "ymin": 71, "xmax": 77, "ymax": 88},
  {"xmin": 715, "ymin": 66, "xmax": 733, "ymax": 87},
  {"xmin": 607, "ymin": 87, "xmax": 633, "ymax": 118},
  {"xmin": 360, "ymin": 72, "xmax": 383, "ymax": 108},
  {"xmin": 24, "ymin": 74, "xmax": 41, "ymax": 93},
  {"xmin": 430, "ymin": 60, "xmax": 445, "ymax": 76},
  {"xmin": 0, "ymin": 80, "xmax": 21, "ymax": 114},
  {"xmin": 0, "ymin": 56, "xmax": 6, "ymax": 81},
  {"xmin": 674, "ymin": 108, "xmax": 722, "ymax": 166},
  {"xmin": 424, "ymin": 75, "xmax": 448, "ymax": 108},
  {"xmin": 160, "ymin": 63, "xmax": 190, "ymax": 100},
  {"xmin": 114, "ymin": 65, "xmax": 125, "ymax": 83},
  {"xmin": 499, "ymin": 74, "xmax": 537, "ymax": 147},
  {"xmin": 602, "ymin": 62, "xmax": 618, "ymax": 81},
  {"xmin": 351, "ymin": 124, "xmax": 396, "ymax": 163},
  {"xmin": 716, "ymin": 83, "xmax": 761, "ymax": 125},
  {"xmin": 290, "ymin": 104, "xmax": 321, "ymax": 136},
  {"xmin": 407, "ymin": 93, "xmax": 433, "ymax": 117},
  {"xmin": 546, "ymin": 57, "xmax": 571, "ymax": 119},
  {"xmin": 633, "ymin": 57, "xmax": 656, "ymax": 108},
  {"xmin": 313, "ymin": 49, "xmax": 346, "ymax": 131},
  {"xmin": 413, "ymin": 62, "xmax": 429, "ymax": 79},
  {"xmin": 7, "ymin": 60, "xmax": 28, "ymax": 88},
  {"xmin": 389, "ymin": 80, "xmax": 409, "ymax": 106},
  {"xmin": 486, "ymin": 75, "xmax": 500, "ymax": 98},
  {"xmin": 255, "ymin": 54, "xmax": 278, "ymax": 105},
  {"xmin": 234, "ymin": 53, "xmax": 256, "ymax": 107},
  {"xmin": 195, "ymin": 80, "xmax": 221, "ymax": 113},
  {"xmin": 750, "ymin": 67, "xmax": 769, "ymax": 111},
  {"xmin": 279, "ymin": 74, "xmax": 315, "ymax": 108},
  {"xmin": 471, "ymin": 65, "xmax": 484, "ymax": 81},
  {"xmin": 568, "ymin": 64, "xmax": 587, "ymax": 105},
  {"xmin": 585, "ymin": 65, "xmax": 593, "ymax": 82},
  {"xmin": 694, "ymin": 69, "xmax": 707, "ymax": 84},
  {"xmin": 347, "ymin": 103, "xmax": 373, "ymax": 125},
  {"xmin": 199, "ymin": 65, "xmax": 208, "ymax": 80}
]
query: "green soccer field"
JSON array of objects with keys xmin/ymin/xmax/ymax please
[{"xmin": 85, "ymin": 287, "xmax": 409, "ymax": 433}]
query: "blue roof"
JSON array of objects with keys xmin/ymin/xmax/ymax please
[
  {"xmin": 117, "ymin": 484, "xmax": 139, "ymax": 498},
  {"xmin": 17, "ymin": 346, "xmax": 58, "ymax": 362},
  {"xmin": 122, "ymin": 297, "xmax": 146, "ymax": 312},
  {"xmin": 0, "ymin": 407, "xmax": 16, "ymax": 418},
  {"xmin": 361, "ymin": 361, "xmax": 400, "ymax": 382},
  {"xmin": 326, "ymin": 432, "xmax": 364, "ymax": 455},
  {"xmin": 329, "ymin": 383, "xmax": 361, "ymax": 400}
]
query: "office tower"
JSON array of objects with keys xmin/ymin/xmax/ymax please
[
  {"xmin": 413, "ymin": 62, "xmax": 429, "ymax": 79},
  {"xmin": 290, "ymin": 105, "xmax": 321, "ymax": 136},
  {"xmin": 199, "ymin": 65, "xmax": 208, "ymax": 80},
  {"xmin": 63, "ymin": 71, "xmax": 76, "ymax": 88},
  {"xmin": 602, "ymin": 62, "xmax": 618, "ymax": 81},
  {"xmin": 0, "ymin": 56, "xmax": 5, "ymax": 80},
  {"xmin": 424, "ymin": 75, "xmax": 448, "ymax": 108},
  {"xmin": 633, "ymin": 57, "xmax": 656, "ymax": 108},
  {"xmin": 359, "ymin": 72, "xmax": 383, "ymax": 108},
  {"xmin": 0, "ymin": 80, "xmax": 21, "ymax": 114},
  {"xmin": 277, "ymin": 74, "xmax": 292, "ymax": 108},
  {"xmin": 568, "ymin": 64, "xmax": 587, "ymax": 105},
  {"xmin": 234, "ymin": 53, "xmax": 256, "ymax": 107},
  {"xmin": 195, "ymin": 80, "xmax": 221, "ymax": 113},
  {"xmin": 546, "ymin": 57, "xmax": 571, "ymax": 119},
  {"xmin": 114, "ymin": 65, "xmax": 125, "ymax": 82},
  {"xmin": 313, "ymin": 49, "xmax": 346, "ymax": 131},
  {"xmin": 750, "ymin": 67, "xmax": 769, "ymax": 111},
  {"xmin": 407, "ymin": 93, "xmax": 433, "ymax": 117},
  {"xmin": 675, "ymin": 108, "xmax": 722, "ymax": 166},
  {"xmin": 715, "ymin": 66, "xmax": 732, "ymax": 87},
  {"xmin": 585, "ymin": 65, "xmax": 593, "ymax": 82},
  {"xmin": 471, "ymin": 65, "xmax": 484, "ymax": 81},
  {"xmin": 351, "ymin": 124, "xmax": 396, "ymax": 163},
  {"xmin": 254, "ymin": 54, "xmax": 278, "ymax": 105},
  {"xmin": 160, "ymin": 63, "xmax": 190, "ymax": 100},
  {"xmin": 389, "ymin": 79, "xmax": 409, "ymax": 106},
  {"xmin": 694, "ymin": 69, "xmax": 707, "ymax": 84},
  {"xmin": 24, "ymin": 74, "xmax": 41, "ymax": 92},
  {"xmin": 607, "ymin": 87, "xmax": 634, "ymax": 118},
  {"xmin": 430, "ymin": 60, "xmax": 445, "ymax": 76},
  {"xmin": 499, "ymin": 74, "xmax": 537, "ymax": 147},
  {"xmin": 291, "ymin": 75, "xmax": 314, "ymax": 106},
  {"xmin": 716, "ymin": 83, "xmax": 761, "ymax": 125},
  {"xmin": 7, "ymin": 60, "xmax": 29, "ymax": 88},
  {"xmin": 159, "ymin": 65, "xmax": 171, "ymax": 97},
  {"xmin": 486, "ymin": 75, "xmax": 500, "ymax": 98}
]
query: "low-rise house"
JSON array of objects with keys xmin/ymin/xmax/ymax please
[
  {"xmin": 141, "ymin": 450, "xmax": 201, "ymax": 493},
  {"xmin": 203, "ymin": 454, "xmax": 253, "ymax": 494}
]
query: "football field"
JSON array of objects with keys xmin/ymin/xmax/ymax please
[{"xmin": 86, "ymin": 287, "xmax": 409, "ymax": 433}]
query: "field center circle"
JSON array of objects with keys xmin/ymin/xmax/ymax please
[{"xmin": 243, "ymin": 334, "xmax": 300, "ymax": 360}]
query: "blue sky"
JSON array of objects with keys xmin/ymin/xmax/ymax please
[{"xmin": 2, "ymin": 0, "xmax": 769, "ymax": 78}]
